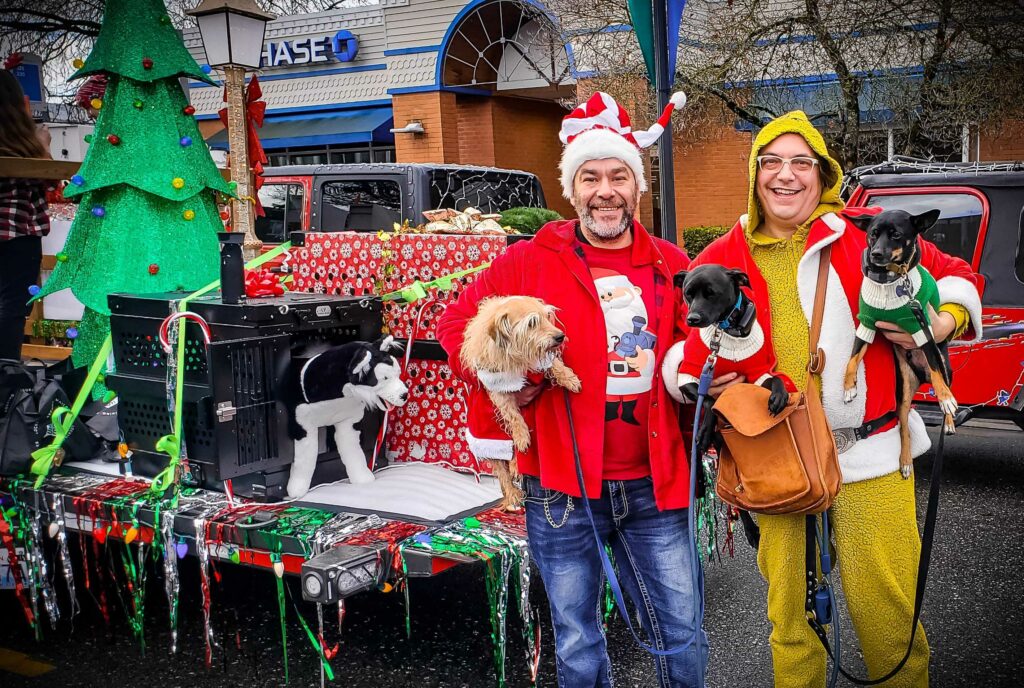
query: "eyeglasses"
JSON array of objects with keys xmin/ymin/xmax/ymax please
[{"xmin": 756, "ymin": 155, "xmax": 820, "ymax": 174}]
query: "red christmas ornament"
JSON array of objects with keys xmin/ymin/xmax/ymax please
[
  {"xmin": 183, "ymin": 105, "xmax": 196, "ymax": 116},
  {"xmin": 142, "ymin": 57, "xmax": 153, "ymax": 69},
  {"xmin": 93, "ymin": 526, "xmax": 107, "ymax": 544},
  {"xmin": 148, "ymin": 263, "xmax": 160, "ymax": 275},
  {"xmin": 219, "ymin": 211, "xmax": 230, "ymax": 221},
  {"xmin": 106, "ymin": 134, "xmax": 121, "ymax": 145}
]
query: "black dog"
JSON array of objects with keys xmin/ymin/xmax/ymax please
[
  {"xmin": 846, "ymin": 209, "xmax": 956, "ymax": 478},
  {"xmin": 674, "ymin": 265, "xmax": 791, "ymax": 452}
]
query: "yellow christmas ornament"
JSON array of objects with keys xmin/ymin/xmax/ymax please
[
  {"xmin": 172, "ymin": 177, "xmax": 185, "ymax": 189},
  {"xmin": 182, "ymin": 209, "xmax": 195, "ymax": 221},
  {"xmin": 73, "ymin": 58, "xmax": 85, "ymax": 69},
  {"xmin": 90, "ymin": 98, "xmax": 103, "ymax": 110}
]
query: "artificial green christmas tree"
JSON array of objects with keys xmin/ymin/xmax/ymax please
[{"xmin": 38, "ymin": 0, "xmax": 232, "ymax": 372}]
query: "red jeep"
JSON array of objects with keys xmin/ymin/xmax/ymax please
[{"xmin": 846, "ymin": 158, "xmax": 1024, "ymax": 430}]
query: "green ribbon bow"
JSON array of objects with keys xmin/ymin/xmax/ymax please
[
  {"xmin": 29, "ymin": 407, "xmax": 73, "ymax": 488},
  {"xmin": 150, "ymin": 434, "xmax": 181, "ymax": 494},
  {"xmin": 28, "ymin": 335, "xmax": 113, "ymax": 488},
  {"xmin": 381, "ymin": 262, "xmax": 491, "ymax": 303}
]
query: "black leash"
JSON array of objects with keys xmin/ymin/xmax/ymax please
[{"xmin": 806, "ymin": 297, "xmax": 947, "ymax": 686}]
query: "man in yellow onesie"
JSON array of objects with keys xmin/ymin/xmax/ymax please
[{"xmin": 669, "ymin": 111, "xmax": 983, "ymax": 687}]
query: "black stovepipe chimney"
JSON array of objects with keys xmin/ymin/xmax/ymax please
[{"xmin": 218, "ymin": 232, "xmax": 245, "ymax": 305}]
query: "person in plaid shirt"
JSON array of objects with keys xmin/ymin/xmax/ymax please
[{"xmin": 0, "ymin": 69, "xmax": 50, "ymax": 360}]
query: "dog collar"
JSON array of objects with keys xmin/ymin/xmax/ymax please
[{"xmin": 717, "ymin": 293, "xmax": 744, "ymax": 329}]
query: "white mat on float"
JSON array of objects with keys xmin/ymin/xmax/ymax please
[
  {"xmin": 62, "ymin": 459, "xmax": 502, "ymax": 524},
  {"xmin": 297, "ymin": 462, "xmax": 502, "ymax": 523}
]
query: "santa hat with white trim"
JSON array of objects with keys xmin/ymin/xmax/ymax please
[{"xmin": 559, "ymin": 90, "xmax": 686, "ymax": 200}]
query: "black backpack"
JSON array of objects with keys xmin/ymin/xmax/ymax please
[{"xmin": 0, "ymin": 359, "xmax": 100, "ymax": 476}]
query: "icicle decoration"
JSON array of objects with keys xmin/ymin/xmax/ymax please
[
  {"xmin": 29, "ymin": 502, "xmax": 59, "ymax": 628},
  {"xmin": 51, "ymin": 496, "xmax": 79, "ymax": 621},
  {"xmin": 484, "ymin": 550, "xmax": 513, "ymax": 687},
  {"xmin": 194, "ymin": 517, "xmax": 217, "ymax": 666},
  {"xmin": 24, "ymin": 509, "xmax": 46, "ymax": 635},
  {"xmin": 161, "ymin": 509, "xmax": 181, "ymax": 652}
]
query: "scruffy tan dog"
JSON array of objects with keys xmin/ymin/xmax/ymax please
[{"xmin": 461, "ymin": 296, "xmax": 581, "ymax": 510}]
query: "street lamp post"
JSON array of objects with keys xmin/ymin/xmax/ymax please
[{"xmin": 187, "ymin": 0, "xmax": 274, "ymax": 262}]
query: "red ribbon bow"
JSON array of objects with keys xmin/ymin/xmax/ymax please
[
  {"xmin": 244, "ymin": 268, "xmax": 284, "ymax": 298},
  {"xmin": 219, "ymin": 74, "xmax": 269, "ymax": 216}
]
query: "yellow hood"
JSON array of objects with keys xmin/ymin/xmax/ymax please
[{"xmin": 746, "ymin": 110, "xmax": 845, "ymax": 234}]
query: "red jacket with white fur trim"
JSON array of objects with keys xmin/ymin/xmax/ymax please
[
  {"xmin": 662, "ymin": 209, "xmax": 982, "ymax": 484},
  {"xmin": 438, "ymin": 219, "xmax": 693, "ymax": 509},
  {"xmin": 676, "ymin": 320, "xmax": 796, "ymax": 393}
]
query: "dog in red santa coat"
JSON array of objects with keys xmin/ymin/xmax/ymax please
[{"xmin": 672, "ymin": 264, "xmax": 795, "ymax": 450}]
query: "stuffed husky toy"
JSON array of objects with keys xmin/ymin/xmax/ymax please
[{"xmin": 285, "ymin": 336, "xmax": 409, "ymax": 499}]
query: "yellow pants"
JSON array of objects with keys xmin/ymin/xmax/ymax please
[{"xmin": 757, "ymin": 471, "xmax": 930, "ymax": 688}]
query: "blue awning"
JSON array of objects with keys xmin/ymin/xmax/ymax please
[{"xmin": 207, "ymin": 107, "xmax": 394, "ymax": 150}]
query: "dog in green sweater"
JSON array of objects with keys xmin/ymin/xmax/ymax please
[{"xmin": 844, "ymin": 208, "xmax": 956, "ymax": 478}]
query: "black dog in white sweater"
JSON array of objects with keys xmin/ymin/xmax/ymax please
[{"xmin": 285, "ymin": 336, "xmax": 408, "ymax": 499}]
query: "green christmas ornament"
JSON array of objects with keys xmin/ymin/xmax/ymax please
[
  {"xmin": 133, "ymin": 99, "xmax": 144, "ymax": 109},
  {"xmin": 56, "ymin": 253, "xmax": 68, "ymax": 262},
  {"xmin": 84, "ymin": 134, "xmax": 93, "ymax": 144}
]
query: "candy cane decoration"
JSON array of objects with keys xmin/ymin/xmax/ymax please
[{"xmin": 158, "ymin": 311, "xmax": 212, "ymax": 353}]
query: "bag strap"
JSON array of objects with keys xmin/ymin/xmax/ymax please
[{"xmin": 808, "ymin": 245, "xmax": 832, "ymax": 376}]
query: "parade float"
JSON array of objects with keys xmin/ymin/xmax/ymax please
[{"xmin": 0, "ymin": 1, "xmax": 558, "ymax": 685}]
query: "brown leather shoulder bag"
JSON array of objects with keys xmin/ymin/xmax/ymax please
[{"xmin": 712, "ymin": 246, "xmax": 841, "ymax": 515}]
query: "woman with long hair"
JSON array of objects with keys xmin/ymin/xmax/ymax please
[{"xmin": 0, "ymin": 68, "xmax": 51, "ymax": 360}]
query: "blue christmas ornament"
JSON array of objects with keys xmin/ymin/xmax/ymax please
[
  {"xmin": 201, "ymin": 64, "xmax": 212, "ymax": 74},
  {"xmin": 71, "ymin": 174, "xmax": 84, "ymax": 186},
  {"xmin": 66, "ymin": 327, "xmax": 78, "ymax": 339},
  {"xmin": 27, "ymin": 284, "xmax": 41, "ymax": 296},
  {"xmin": 180, "ymin": 136, "xmax": 193, "ymax": 147},
  {"xmin": 91, "ymin": 206, "xmax": 106, "ymax": 218}
]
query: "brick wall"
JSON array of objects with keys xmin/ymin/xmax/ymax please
[
  {"xmin": 393, "ymin": 91, "xmax": 574, "ymax": 218},
  {"xmin": 980, "ymin": 120, "xmax": 1024, "ymax": 161},
  {"xmin": 670, "ymin": 121, "xmax": 752, "ymax": 235},
  {"xmin": 392, "ymin": 91, "xmax": 461, "ymax": 163},
  {"xmin": 489, "ymin": 97, "xmax": 573, "ymax": 218}
]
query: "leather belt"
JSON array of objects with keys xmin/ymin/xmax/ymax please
[{"xmin": 832, "ymin": 411, "xmax": 898, "ymax": 454}]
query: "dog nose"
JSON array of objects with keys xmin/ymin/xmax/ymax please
[
  {"xmin": 870, "ymin": 250, "xmax": 885, "ymax": 263},
  {"xmin": 686, "ymin": 313, "xmax": 702, "ymax": 326},
  {"xmin": 399, "ymin": 391, "xmax": 408, "ymax": 402},
  {"xmin": 553, "ymin": 332, "xmax": 565, "ymax": 344}
]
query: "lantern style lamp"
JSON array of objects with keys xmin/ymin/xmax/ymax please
[{"xmin": 187, "ymin": 0, "xmax": 275, "ymax": 261}]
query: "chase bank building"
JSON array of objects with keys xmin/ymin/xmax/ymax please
[{"xmin": 184, "ymin": 0, "xmax": 583, "ymax": 214}]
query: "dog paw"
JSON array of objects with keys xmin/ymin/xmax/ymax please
[
  {"xmin": 901, "ymin": 464, "xmax": 913, "ymax": 479},
  {"xmin": 944, "ymin": 418, "xmax": 957, "ymax": 435},
  {"xmin": 939, "ymin": 397, "xmax": 958, "ymax": 415},
  {"xmin": 564, "ymin": 374, "xmax": 582, "ymax": 393},
  {"xmin": 768, "ymin": 392, "xmax": 788, "ymax": 416},
  {"xmin": 500, "ymin": 488, "xmax": 525, "ymax": 512},
  {"xmin": 843, "ymin": 387, "xmax": 857, "ymax": 404}
]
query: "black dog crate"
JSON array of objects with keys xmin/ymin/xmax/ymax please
[{"xmin": 106, "ymin": 292, "xmax": 384, "ymax": 500}]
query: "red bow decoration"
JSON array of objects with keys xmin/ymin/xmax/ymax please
[
  {"xmin": 244, "ymin": 268, "xmax": 284, "ymax": 298},
  {"xmin": 4, "ymin": 53, "xmax": 23, "ymax": 70},
  {"xmin": 219, "ymin": 74, "xmax": 269, "ymax": 217}
]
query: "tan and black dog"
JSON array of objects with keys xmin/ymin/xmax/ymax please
[{"xmin": 845, "ymin": 209, "xmax": 956, "ymax": 478}]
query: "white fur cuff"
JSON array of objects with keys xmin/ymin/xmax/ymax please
[
  {"xmin": 465, "ymin": 431, "xmax": 515, "ymax": 461},
  {"xmin": 477, "ymin": 369, "xmax": 527, "ymax": 393},
  {"xmin": 662, "ymin": 340, "xmax": 687, "ymax": 403},
  {"xmin": 936, "ymin": 275, "xmax": 983, "ymax": 344}
]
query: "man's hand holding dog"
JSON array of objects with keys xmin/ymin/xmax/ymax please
[
  {"xmin": 876, "ymin": 304, "xmax": 956, "ymax": 349},
  {"xmin": 514, "ymin": 381, "xmax": 547, "ymax": 407},
  {"xmin": 708, "ymin": 372, "xmax": 745, "ymax": 398}
]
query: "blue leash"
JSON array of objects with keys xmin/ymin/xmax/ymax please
[{"xmin": 561, "ymin": 345, "xmax": 715, "ymax": 683}]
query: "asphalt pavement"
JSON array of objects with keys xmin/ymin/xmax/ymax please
[{"xmin": 2, "ymin": 422, "xmax": 1022, "ymax": 687}]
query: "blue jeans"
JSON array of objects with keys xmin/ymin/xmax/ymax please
[{"xmin": 523, "ymin": 475, "xmax": 709, "ymax": 688}]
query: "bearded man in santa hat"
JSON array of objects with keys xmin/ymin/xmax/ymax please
[{"xmin": 438, "ymin": 91, "xmax": 710, "ymax": 687}]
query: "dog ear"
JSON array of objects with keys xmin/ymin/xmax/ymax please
[
  {"xmin": 673, "ymin": 270, "xmax": 689, "ymax": 289},
  {"xmin": 374, "ymin": 334, "xmax": 402, "ymax": 353},
  {"xmin": 350, "ymin": 350, "xmax": 373, "ymax": 380},
  {"xmin": 726, "ymin": 268, "xmax": 751, "ymax": 288},
  {"xmin": 491, "ymin": 314, "xmax": 514, "ymax": 344},
  {"xmin": 847, "ymin": 213, "xmax": 875, "ymax": 232},
  {"xmin": 910, "ymin": 209, "xmax": 941, "ymax": 235}
]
